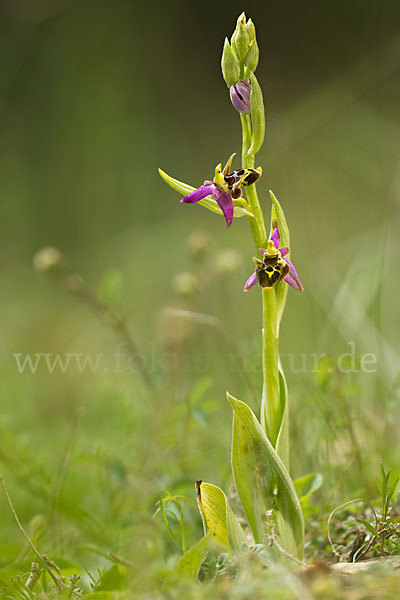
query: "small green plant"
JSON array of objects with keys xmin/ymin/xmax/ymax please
[
  {"xmin": 361, "ymin": 465, "xmax": 400, "ymax": 557},
  {"xmin": 328, "ymin": 465, "xmax": 400, "ymax": 562}
]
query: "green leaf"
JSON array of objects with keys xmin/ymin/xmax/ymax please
[
  {"xmin": 158, "ymin": 168, "xmax": 253, "ymax": 219},
  {"xmin": 294, "ymin": 473, "xmax": 323, "ymax": 509},
  {"xmin": 248, "ymin": 72, "xmax": 265, "ymax": 157},
  {"xmin": 388, "ymin": 477, "xmax": 399, "ymax": 503},
  {"xmin": 82, "ymin": 594, "xmax": 114, "ymax": 600},
  {"xmin": 356, "ymin": 518, "xmax": 379, "ymax": 538},
  {"xmin": 196, "ymin": 481, "xmax": 247, "ymax": 553},
  {"xmin": 275, "ymin": 367, "xmax": 289, "ymax": 467},
  {"xmin": 93, "ymin": 565, "xmax": 126, "ymax": 592},
  {"xmin": 270, "ymin": 190, "xmax": 290, "ymax": 249},
  {"xmin": 269, "ymin": 190, "xmax": 291, "ymax": 325},
  {"xmin": 228, "ymin": 392, "xmax": 304, "ymax": 558},
  {"xmin": 164, "ymin": 531, "xmax": 212, "ymax": 586}
]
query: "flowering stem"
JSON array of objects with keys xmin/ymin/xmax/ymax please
[
  {"xmin": 241, "ymin": 112, "xmax": 283, "ymax": 453},
  {"xmin": 261, "ymin": 287, "xmax": 281, "ymax": 446},
  {"xmin": 240, "ymin": 114, "xmax": 267, "ymax": 250}
]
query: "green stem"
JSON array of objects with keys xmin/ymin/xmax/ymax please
[
  {"xmin": 261, "ymin": 288, "xmax": 281, "ymax": 446},
  {"xmin": 240, "ymin": 114, "xmax": 267, "ymax": 251},
  {"xmin": 240, "ymin": 110, "xmax": 284, "ymax": 457}
]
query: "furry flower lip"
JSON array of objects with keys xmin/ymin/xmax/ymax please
[
  {"xmin": 244, "ymin": 226, "xmax": 304, "ymax": 292},
  {"xmin": 230, "ymin": 80, "xmax": 251, "ymax": 114},
  {"xmin": 180, "ymin": 153, "xmax": 262, "ymax": 228}
]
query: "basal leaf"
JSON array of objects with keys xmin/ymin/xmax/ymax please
[
  {"xmin": 196, "ymin": 481, "xmax": 247, "ymax": 553},
  {"xmin": 228, "ymin": 393, "xmax": 304, "ymax": 558}
]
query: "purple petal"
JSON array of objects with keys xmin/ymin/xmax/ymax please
[
  {"xmin": 283, "ymin": 257, "xmax": 304, "ymax": 292},
  {"xmin": 271, "ymin": 227, "xmax": 280, "ymax": 249},
  {"xmin": 230, "ymin": 80, "xmax": 251, "ymax": 114},
  {"xmin": 258, "ymin": 248, "xmax": 266, "ymax": 255},
  {"xmin": 213, "ymin": 188, "xmax": 234, "ymax": 228},
  {"xmin": 203, "ymin": 180, "xmax": 213, "ymax": 185},
  {"xmin": 280, "ymin": 246, "xmax": 289, "ymax": 257},
  {"xmin": 180, "ymin": 184, "xmax": 213, "ymax": 204},
  {"xmin": 244, "ymin": 271, "xmax": 257, "ymax": 292}
]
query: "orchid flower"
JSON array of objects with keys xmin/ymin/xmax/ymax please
[
  {"xmin": 180, "ymin": 154, "xmax": 261, "ymax": 228},
  {"xmin": 244, "ymin": 226, "xmax": 303, "ymax": 292}
]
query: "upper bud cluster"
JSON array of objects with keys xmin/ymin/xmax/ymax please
[{"xmin": 221, "ymin": 12, "xmax": 259, "ymax": 87}]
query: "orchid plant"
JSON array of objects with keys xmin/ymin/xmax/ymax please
[{"xmin": 160, "ymin": 13, "xmax": 314, "ymax": 574}]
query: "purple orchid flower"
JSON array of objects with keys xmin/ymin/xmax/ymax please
[
  {"xmin": 180, "ymin": 154, "xmax": 245, "ymax": 228},
  {"xmin": 244, "ymin": 226, "xmax": 304, "ymax": 292},
  {"xmin": 180, "ymin": 180, "xmax": 234, "ymax": 228},
  {"xmin": 230, "ymin": 80, "xmax": 251, "ymax": 114}
]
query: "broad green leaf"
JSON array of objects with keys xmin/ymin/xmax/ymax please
[
  {"xmin": 196, "ymin": 481, "xmax": 247, "ymax": 553},
  {"xmin": 165, "ymin": 531, "xmax": 212, "ymax": 585},
  {"xmin": 158, "ymin": 168, "xmax": 253, "ymax": 219},
  {"xmin": 294, "ymin": 473, "xmax": 323, "ymax": 509},
  {"xmin": 228, "ymin": 393, "xmax": 304, "ymax": 558}
]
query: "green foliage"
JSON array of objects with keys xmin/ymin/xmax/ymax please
[
  {"xmin": 228, "ymin": 393, "xmax": 304, "ymax": 558},
  {"xmin": 248, "ymin": 73, "xmax": 265, "ymax": 157},
  {"xmin": 164, "ymin": 532, "xmax": 212, "ymax": 586},
  {"xmin": 154, "ymin": 492, "xmax": 187, "ymax": 552},
  {"xmin": 294, "ymin": 473, "xmax": 324, "ymax": 513}
]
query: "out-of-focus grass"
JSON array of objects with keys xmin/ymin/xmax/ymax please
[{"xmin": 1, "ymin": 0, "xmax": 400, "ymax": 597}]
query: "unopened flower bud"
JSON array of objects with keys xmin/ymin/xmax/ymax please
[
  {"xmin": 245, "ymin": 18, "xmax": 256, "ymax": 42},
  {"xmin": 245, "ymin": 39, "xmax": 259, "ymax": 74},
  {"xmin": 231, "ymin": 15, "xmax": 249, "ymax": 64},
  {"xmin": 221, "ymin": 38, "xmax": 240, "ymax": 87},
  {"xmin": 230, "ymin": 80, "xmax": 251, "ymax": 114}
]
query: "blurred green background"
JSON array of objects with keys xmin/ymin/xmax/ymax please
[{"xmin": 0, "ymin": 0, "xmax": 399, "ymax": 592}]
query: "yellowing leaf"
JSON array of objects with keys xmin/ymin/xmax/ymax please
[{"xmin": 196, "ymin": 481, "xmax": 247, "ymax": 554}]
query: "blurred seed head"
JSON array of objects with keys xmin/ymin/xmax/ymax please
[
  {"xmin": 33, "ymin": 247, "xmax": 66, "ymax": 274},
  {"xmin": 172, "ymin": 271, "xmax": 198, "ymax": 296},
  {"xmin": 187, "ymin": 230, "xmax": 214, "ymax": 259},
  {"xmin": 215, "ymin": 249, "xmax": 243, "ymax": 274}
]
